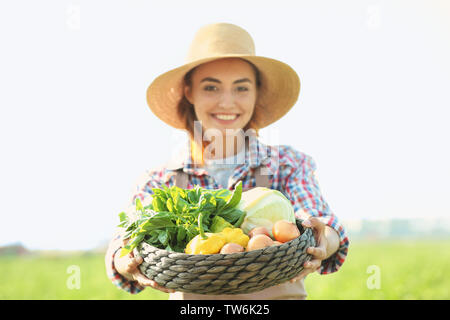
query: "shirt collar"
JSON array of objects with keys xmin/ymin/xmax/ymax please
[{"xmin": 165, "ymin": 134, "xmax": 278, "ymax": 179}]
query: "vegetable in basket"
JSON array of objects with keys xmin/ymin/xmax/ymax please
[
  {"xmin": 220, "ymin": 243, "xmax": 244, "ymax": 254},
  {"xmin": 220, "ymin": 227, "xmax": 249, "ymax": 248},
  {"xmin": 185, "ymin": 227, "xmax": 249, "ymax": 254},
  {"xmin": 237, "ymin": 187, "xmax": 296, "ymax": 237},
  {"xmin": 185, "ymin": 232, "xmax": 227, "ymax": 254},
  {"xmin": 117, "ymin": 181, "xmax": 245, "ymax": 256},
  {"xmin": 209, "ymin": 216, "xmax": 234, "ymax": 233},
  {"xmin": 272, "ymin": 219, "xmax": 300, "ymax": 243}
]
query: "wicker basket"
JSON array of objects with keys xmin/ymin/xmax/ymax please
[{"xmin": 134, "ymin": 218, "xmax": 316, "ymax": 295}]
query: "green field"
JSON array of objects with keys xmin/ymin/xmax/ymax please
[{"xmin": 1, "ymin": 240, "xmax": 449, "ymax": 300}]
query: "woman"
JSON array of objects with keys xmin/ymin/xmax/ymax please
[{"xmin": 105, "ymin": 23, "xmax": 349, "ymax": 299}]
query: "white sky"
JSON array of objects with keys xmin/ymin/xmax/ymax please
[{"xmin": 0, "ymin": 0, "xmax": 449, "ymax": 250}]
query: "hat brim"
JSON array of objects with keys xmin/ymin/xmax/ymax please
[{"xmin": 146, "ymin": 54, "xmax": 301, "ymax": 130}]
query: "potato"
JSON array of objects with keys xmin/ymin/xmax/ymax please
[
  {"xmin": 220, "ymin": 243, "xmax": 244, "ymax": 254},
  {"xmin": 272, "ymin": 241, "xmax": 283, "ymax": 246},
  {"xmin": 248, "ymin": 227, "xmax": 271, "ymax": 239},
  {"xmin": 246, "ymin": 234, "xmax": 273, "ymax": 251},
  {"xmin": 272, "ymin": 220, "xmax": 300, "ymax": 243}
]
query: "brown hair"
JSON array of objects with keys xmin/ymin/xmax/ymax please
[{"xmin": 176, "ymin": 58, "xmax": 262, "ymax": 167}]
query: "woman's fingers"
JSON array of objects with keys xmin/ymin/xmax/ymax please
[
  {"xmin": 302, "ymin": 217, "xmax": 324, "ymax": 231},
  {"xmin": 289, "ymin": 217, "xmax": 326, "ymax": 283},
  {"xmin": 149, "ymin": 281, "xmax": 176, "ymax": 294},
  {"xmin": 289, "ymin": 265, "xmax": 317, "ymax": 283},
  {"xmin": 133, "ymin": 271, "xmax": 155, "ymax": 287},
  {"xmin": 302, "ymin": 217, "xmax": 326, "ymax": 244},
  {"xmin": 289, "ymin": 270, "xmax": 309, "ymax": 283},
  {"xmin": 304, "ymin": 258, "xmax": 321, "ymax": 271},
  {"xmin": 119, "ymin": 252, "xmax": 175, "ymax": 293},
  {"xmin": 307, "ymin": 246, "xmax": 327, "ymax": 260},
  {"xmin": 131, "ymin": 267, "xmax": 176, "ymax": 293},
  {"xmin": 137, "ymin": 274, "xmax": 175, "ymax": 293},
  {"xmin": 289, "ymin": 257, "xmax": 322, "ymax": 283},
  {"xmin": 125, "ymin": 255, "xmax": 143, "ymax": 273}
]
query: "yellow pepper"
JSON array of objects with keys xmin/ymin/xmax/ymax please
[
  {"xmin": 220, "ymin": 227, "xmax": 249, "ymax": 248},
  {"xmin": 185, "ymin": 227, "xmax": 250, "ymax": 254},
  {"xmin": 185, "ymin": 232, "xmax": 226, "ymax": 255}
]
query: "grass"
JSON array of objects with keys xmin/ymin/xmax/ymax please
[
  {"xmin": 1, "ymin": 239, "xmax": 449, "ymax": 299},
  {"xmin": 304, "ymin": 239, "xmax": 450, "ymax": 299},
  {"xmin": 0, "ymin": 253, "xmax": 167, "ymax": 300}
]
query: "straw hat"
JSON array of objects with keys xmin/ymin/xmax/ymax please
[{"xmin": 146, "ymin": 23, "xmax": 301, "ymax": 130}]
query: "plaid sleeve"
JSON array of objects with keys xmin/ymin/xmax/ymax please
[
  {"xmin": 283, "ymin": 150, "xmax": 349, "ymax": 275},
  {"xmin": 130, "ymin": 167, "xmax": 167, "ymax": 204},
  {"xmin": 104, "ymin": 229, "xmax": 145, "ymax": 294},
  {"xmin": 104, "ymin": 168, "xmax": 168, "ymax": 294}
]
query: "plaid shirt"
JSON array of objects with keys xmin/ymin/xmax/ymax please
[{"xmin": 105, "ymin": 136, "xmax": 349, "ymax": 294}]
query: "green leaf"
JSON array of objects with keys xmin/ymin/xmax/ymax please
[
  {"xmin": 145, "ymin": 230, "xmax": 159, "ymax": 243},
  {"xmin": 186, "ymin": 224, "xmax": 199, "ymax": 242},
  {"xmin": 166, "ymin": 198, "xmax": 175, "ymax": 213},
  {"xmin": 210, "ymin": 215, "xmax": 234, "ymax": 233},
  {"xmin": 118, "ymin": 211, "xmax": 127, "ymax": 222},
  {"xmin": 161, "ymin": 185, "xmax": 170, "ymax": 194},
  {"xmin": 223, "ymin": 181, "xmax": 242, "ymax": 210},
  {"xmin": 144, "ymin": 212, "xmax": 176, "ymax": 229},
  {"xmin": 177, "ymin": 188, "xmax": 188, "ymax": 200},
  {"xmin": 143, "ymin": 203, "xmax": 154, "ymax": 211},
  {"xmin": 152, "ymin": 196, "xmax": 167, "ymax": 212},
  {"xmin": 135, "ymin": 198, "xmax": 143, "ymax": 211},
  {"xmin": 169, "ymin": 186, "xmax": 180, "ymax": 201},
  {"xmin": 158, "ymin": 231, "xmax": 169, "ymax": 246},
  {"xmin": 193, "ymin": 186, "xmax": 203, "ymax": 202},
  {"xmin": 174, "ymin": 195, "xmax": 190, "ymax": 214},
  {"xmin": 120, "ymin": 246, "xmax": 131, "ymax": 257},
  {"xmin": 215, "ymin": 198, "xmax": 227, "ymax": 214},
  {"xmin": 122, "ymin": 233, "xmax": 144, "ymax": 256},
  {"xmin": 233, "ymin": 211, "xmax": 246, "ymax": 227},
  {"xmin": 187, "ymin": 190, "xmax": 200, "ymax": 204},
  {"xmin": 213, "ymin": 188, "xmax": 232, "ymax": 201},
  {"xmin": 176, "ymin": 227, "xmax": 186, "ymax": 243},
  {"xmin": 198, "ymin": 193, "xmax": 217, "ymax": 212},
  {"xmin": 152, "ymin": 188, "xmax": 168, "ymax": 200},
  {"xmin": 197, "ymin": 211, "xmax": 207, "ymax": 239},
  {"xmin": 219, "ymin": 207, "xmax": 245, "ymax": 225}
]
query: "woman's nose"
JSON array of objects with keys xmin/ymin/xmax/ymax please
[{"xmin": 218, "ymin": 92, "xmax": 236, "ymax": 108}]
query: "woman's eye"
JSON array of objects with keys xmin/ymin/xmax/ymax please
[
  {"xmin": 204, "ymin": 85, "xmax": 217, "ymax": 91},
  {"xmin": 237, "ymin": 87, "xmax": 249, "ymax": 92}
]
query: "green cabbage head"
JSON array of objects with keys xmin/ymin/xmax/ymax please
[{"xmin": 238, "ymin": 187, "xmax": 296, "ymax": 237}]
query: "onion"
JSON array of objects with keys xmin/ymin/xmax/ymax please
[
  {"xmin": 272, "ymin": 220, "xmax": 300, "ymax": 243},
  {"xmin": 248, "ymin": 227, "xmax": 271, "ymax": 239},
  {"xmin": 246, "ymin": 234, "xmax": 273, "ymax": 251},
  {"xmin": 220, "ymin": 243, "xmax": 245, "ymax": 254}
]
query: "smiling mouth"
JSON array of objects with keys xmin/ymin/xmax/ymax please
[{"xmin": 211, "ymin": 113, "xmax": 240, "ymax": 121}]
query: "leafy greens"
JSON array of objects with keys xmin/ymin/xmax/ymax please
[{"xmin": 118, "ymin": 181, "xmax": 244, "ymax": 256}]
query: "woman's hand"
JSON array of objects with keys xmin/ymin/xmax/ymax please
[
  {"xmin": 289, "ymin": 217, "xmax": 339, "ymax": 283},
  {"xmin": 114, "ymin": 241, "xmax": 175, "ymax": 294}
]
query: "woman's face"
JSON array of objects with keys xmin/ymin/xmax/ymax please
[{"xmin": 184, "ymin": 58, "xmax": 258, "ymax": 136}]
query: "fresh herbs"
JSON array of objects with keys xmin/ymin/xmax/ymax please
[{"xmin": 118, "ymin": 181, "xmax": 244, "ymax": 256}]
